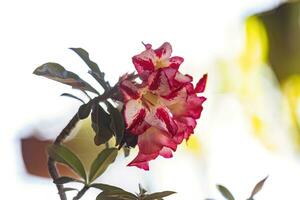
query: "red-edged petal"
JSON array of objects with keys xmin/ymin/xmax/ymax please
[
  {"xmin": 119, "ymin": 80, "xmax": 141, "ymax": 101},
  {"xmin": 138, "ymin": 126, "xmax": 177, "ymax": 155},
  {"xmin": 195, "ymin": 74, "xmax": 207, "ymax": 93},
  {"xmin": 127, "ymin": 127, "xmax": 177, "ymax": 170},
  {"xmin": 148, "ymin": 68, "xmax": 177, "ymax": 96},
  {"xmin": 145, "ymin": 106, "xmax": 177, "ymax": 135},
  {"xmin": 184, "ymin": 96, "xmax": 206, "ymax": 119},
  {"xmin": 123, "ymin": 99, "xmax": 147, "ymax": 132},
  {"xmin": 132, "ymin": 48, "xmax": 156, "ymax": 80},
  {"xmin": 164, "ymin": 87, "xmax": 206, "ymax": 119},
  {"xmin": 129, "ymin": 161, "xmax": 150, "ymax": 170},
  {"xmin": 130, "ymin": 121, "xmax": 150, "ymax": 135},
  {"xmin": 169, "ymin": 56, "xmax": 184, "ymax": 69},
  {"xmin": 154, "ymin": 42, "xmax": 172, "ymax": 59},
  {"xmin": 148, "ymin": 70, "xmax": 171, "ymax": 96},
  {"xmin": 127, "ymin": 152, "xmax": 158, "ymax": 170},
  {"xmin": 159, "ymin": 147, "xmax": 173, "ymax": 158},
  {"xmin": 174, "ymin": 72, "xmax": 193, "ymax": 84},
  {"xmin": 174, "ymin": 117, "xmax": 197, "ymax": 143},
  {"xmin": 155, "ymin": 107, "xmax": 178, "ymax": 135}
]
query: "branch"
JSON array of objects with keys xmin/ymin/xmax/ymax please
[
  {"xmin": 73, "ymin": 186, "xmax": 89, "ymax": 200},
  {"xmin": 47, "ymin": 84, "xmax": 120, "ymax": 200},
  {"xmin": 48, "ymin": 113, "xmax": 79, "ymax": 200}
]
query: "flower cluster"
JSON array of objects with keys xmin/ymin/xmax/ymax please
[{"xmin": 120, "ymin": 42, "xmax": 207, "ymax": 170}]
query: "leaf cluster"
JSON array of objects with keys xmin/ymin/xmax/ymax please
[
  {"xmin": 33, "ymin": 48, "xmax": 130, "ymax": 150},
  {"xmin": 48, "ymin": 145, "xmax": 175, "ymax": 200}
]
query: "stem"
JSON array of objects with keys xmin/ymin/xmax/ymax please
[
  {"xmin": 48, "ymin": 113, "xmax": 79, "ymax": 200},
  {"xmin": 73, "ymin": 186, "xmax": 89, "ymax": 200},
  {"xmin": 48, "ymin": 157, "xmax": 67, "ymax": 200},
  {"xmin": 48, "ymin": 84, "xmax": 120, "ymax": 200}
]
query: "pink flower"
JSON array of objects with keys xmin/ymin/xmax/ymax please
[{"xmin": 121, "ymin": 42, "xmax": 207, "ymax": 170}]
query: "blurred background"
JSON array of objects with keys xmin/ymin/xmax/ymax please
[{"xmin": 1, "ymin": 0, "xmax": 300, "ymax": 199}]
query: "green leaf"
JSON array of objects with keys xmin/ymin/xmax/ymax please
[
  {"xmin": 89, "ymin": 148, "xmax": 118, "ymax": 183},
  {"xmin": 70, "ymin": 48, "xmax": 110, "ymax": 90},
  {"xmin": 78, "ymin": 102, "xmax": 92, "ymax": 119},
  {"xmin": 61, "ymin": 93, "xmax": 85, "ymax": 104},
  {"xmin": 143, "ymin": 191, "xmax": 176, "ymax": 200},
  {"xmin": 249, "ymin": 176, "xmax": 268, "ymax": 199},
  {"xmin": 96, "ymin": 191, "xmax": 137, "ymax": 200},
  {"xmin": 92, "ymin": 183, "xmax": 137, "ymax": 200},
  {"xmin": 33, "ymin": 62, "xmax": 99, "ymax": 94},
  {"xmin": 69, "ymin": 48, "xmax": 101, "ymax": 74},
  {"xmin": 53, "ymin": 176, "xmax": 84, "ymax": 184},
  {"xmin": 48, "ymin": 144, "xmax": 87, "ymax": 181},
  {"xmin": 106, "ymin": 101, "xmax": 125, "ymax": 146},
  {"xmin": 91, "ymin": 104, "xmax": 114, "ymax": 145},
  {"xmin": 217, "ymin": 185, "xmax": 235, "ymax": 200}
]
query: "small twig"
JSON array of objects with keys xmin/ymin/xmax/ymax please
[{"xmin": 73, "ymin": 186, "xmax": 89, "ymax": 200}]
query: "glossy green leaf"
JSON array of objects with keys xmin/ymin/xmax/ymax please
[
  {"xmin": 70, "ymin": 48, "xmax": 110, "ymax": 90},
  {"xmin": 89, "ymin": 148, "xmax": 118, "ymax": 183},
  {"xmin": 91, "ymin": 104, "xmax": 114, "ymax": 145},
  {"xmin": 33, "ymin": 62, "xmax": 99, "ymax": 94},
  {"xmin": 48, "ymin": 144, "xmax": 87, "ymax": 180},
  {"xmin": 96, "ymin": 191, "xmax": 137, "ymax": 200},
  {"xmin": 217, "ymin": 185, "xmax": 235, "ymax": 200},
  {"xmin": 53, "ymin": 176, "xmax": 84, "ymax": 184},
  {"xmin": 78, "ymin": 102, "xmax": 92, "ymax": 119},
  {"xmin": 249, "ymin": 176, "xmax": 268, "ymax": 199},
  {"xmin": 143, "ymin": 191, "xmax": 176, "ymax": 200},
  {"xmin": 61, "ymin": 93, "xmax": 85, "ymax": 104},
  {"xmin": 70, "ymin": 48, "xmax": 101, "ymax": 74},
  {"xmin": 91, "ymin": 183, "xmax": 125, "ymax": 192},
  {"xmin": 106, "ymin": 101, "xmax": 125, "ymax": 146},
  {"xmin": 92, "ymin": 183, "xmax": 137, "ymax": 200}
]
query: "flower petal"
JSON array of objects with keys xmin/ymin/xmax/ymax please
[
  {"xmin": 174, "ymin": 117, "xmax": 197, "ymax": 143},
  {"xmin": 132, "ymin": 48, "xmax": 156, "ymax": 80},
  {"xmin": 195, "ymin": 74, "xmax": 207, "ymax": 93},
  {"xmin": 154, "ymin": 42, "xmax": 172, "ymax": 59},
  {"xmin": 155, "ymin": 107, "xmax": 178, "ymax": 135},
  {"xmin": 169, "ymin": 56, "xmax": 184, "ymax": 69},
  {"xmin": 127, "ymin": 152, "xmax": 158, "ymax": 170},
  {"xmin": 159, "ymin": 147, "xmax": 173, "ymax": 158},
  {"xmin": 124, "ymin": 99, "xmax": 147, "ymax": 132},
  {"xmin": 119, "ymin": 79, "xmax": 141, "ymax": 101},
  {"xmin": 164, "ymin": 87, "xmax": 206, "ymax": 119},
  {"xmin": 148, "ymin": 70, "xmax": 171, "ymax": 96},
  {"xmin": 148, "ymin": 68, "xmax": 177, "ymax": 96},
  {"xmin": 138, "ymin": 126, "xmax": 177, "ymax": 155},
  {"xmin": 145, "ymin": 106, "xmax": 177, "ymax": 135},
  {"xmin": 174, "ymin": 72, "xmax": 193, "ymax": 84}
]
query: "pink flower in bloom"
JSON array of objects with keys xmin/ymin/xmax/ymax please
[{"xmin": 120, "ymin": 42, "xmax": 207, "ymax": 170}]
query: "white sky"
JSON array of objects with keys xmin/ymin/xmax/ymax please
[{"xmin": 2, "ymin": 0, "xmax": 298, "ymax": 200}]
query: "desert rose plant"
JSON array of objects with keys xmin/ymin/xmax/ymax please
[{"xmin": 33, "ymin": 42, "xmax": 267, "ymax": 200}]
